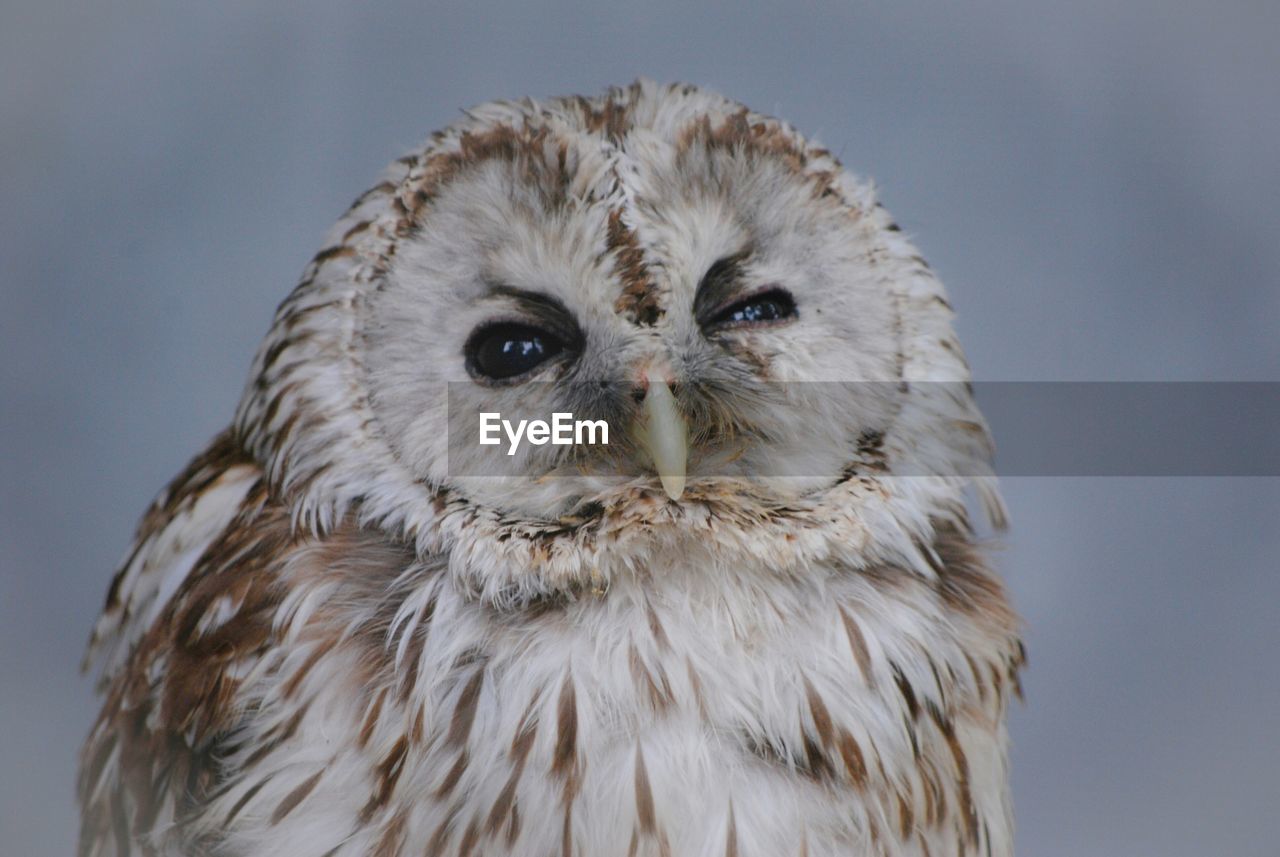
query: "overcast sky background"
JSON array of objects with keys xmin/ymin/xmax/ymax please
[{"xmin": 3, "ymin": 2, "xmax": 1278, "ymax": 855}]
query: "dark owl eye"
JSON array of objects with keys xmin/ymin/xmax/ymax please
[
  {"xmin": 707, "ymin": 289, "xmax": 797, "ymax": 329},
  {"xmin": 466, "ymin": 323, "xmax": 565, "ymax": 380}
]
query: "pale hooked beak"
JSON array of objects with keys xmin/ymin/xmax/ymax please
[{"xmin": 634, "ymin": 372, "xmax": 688, "ymax": 501}]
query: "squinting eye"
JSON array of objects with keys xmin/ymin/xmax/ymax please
[
  {"xmin": 708, "ymin": 288, "xmax": 797, "ymax": 329},
  {"xmin": 467, "ymin": 323, "xmax": 565, "ymax": 380}
]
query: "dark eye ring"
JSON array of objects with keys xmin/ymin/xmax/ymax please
[
  {"xmin": 465, "ymin": 322, "xmax": 566, "ymax": 382},
  {"xmin": 705, "ymin": 288, "xmax": 797, "ymax": 330}
]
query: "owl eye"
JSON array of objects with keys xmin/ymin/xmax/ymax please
[
  {"xmin": 706, "ymin": 288, "xmax": 797, "ymax": 329},
  {"xmin": 466, "ymin": 323, "xmax": 565, "ymax": 381}
]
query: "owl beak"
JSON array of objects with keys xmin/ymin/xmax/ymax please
[{"xmin": 635, "ymin": 373, "xmax": 688, "ymax": 501}]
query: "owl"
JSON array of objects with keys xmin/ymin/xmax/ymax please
[{"xmin": 79, "ymin": 80, "xmax": 1023, "ymax": 857}]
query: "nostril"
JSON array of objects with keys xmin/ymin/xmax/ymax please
[{"xmin": 630, "ymin": 384, "xmax": 647, "ymax": 404}]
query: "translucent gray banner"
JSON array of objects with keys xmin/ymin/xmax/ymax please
[{"xmin": 444, "ymin": 382, "xmax": 1280, "ymax": 477}]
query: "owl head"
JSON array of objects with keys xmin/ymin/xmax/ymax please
[{"xmin": 234, "ymin": 80, "xmax": 1000, "ymax": 607}]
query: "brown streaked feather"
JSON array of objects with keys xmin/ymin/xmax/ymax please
[
  {"xmin": 370, "ymin": 809, "xmax": 409, "ymax": 857},
  {"xmin": 397, "ymin": 122, "xmax": 576, "ymax": 232},
  {"xmin": 836, "ymin": 728, "xmax": 869, "ymax": 790},
  {"xmin": 447, "ymin": 667, "xmax": 486, "ymax": 748},
  {"xmin": 608, "ymin": 209, "xmax": 661, "ymax": 326},
  {"xmin": 837, "ymin": 606, "xmax": 877, "ymax": 688},
  {"xmin": 633, "ymin": 743, "xmax": 657, "ymax": 835},
  {"xmin": 434, "ymin": 750, "xmax": 469, "ymax": 800},
  {"xmin": 677, "ymin": 109, "xmax": 842, "ymax": 202},
  {"xmin": 456, "ymin": 816, "xmax": 482, "ymax": 857},
  {"xmin": 552, "ymin": 674, "xmax": 578, "ymax": 781},
  {"xmin": 359, "ymin": 736, "xmax": 410, "ymax": 822},
  {"xmin": 804, "ymin": 677, "xmax": 836, "ymax": 748},
  {"xmin": 931, "ymin": 523, "xmax": 1018, "ymax": 633},
  {"xmin": 271, "ymin": 769, "xmax": 324, "ymax": 825},
  {"xmin": 629, "ymin": 643, "xmax": 676, "ymax": 712}
]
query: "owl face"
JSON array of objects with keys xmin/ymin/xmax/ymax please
[
  {"xmin": 235, "ymin": 81, "xmax": 991, "ymax": 604},
  {"xmin": 361, "ymin": 96, "xmax": 906, "ymax": 520}
]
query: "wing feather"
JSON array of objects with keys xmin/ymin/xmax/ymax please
[{"xmin": 84, "ymin": 430, "xmax": 262, "ymax": 684}]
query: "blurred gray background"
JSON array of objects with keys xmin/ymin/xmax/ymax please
[{"xmin": 3, "ymin": 2, "xmax": 1278, "ymax": 855}]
